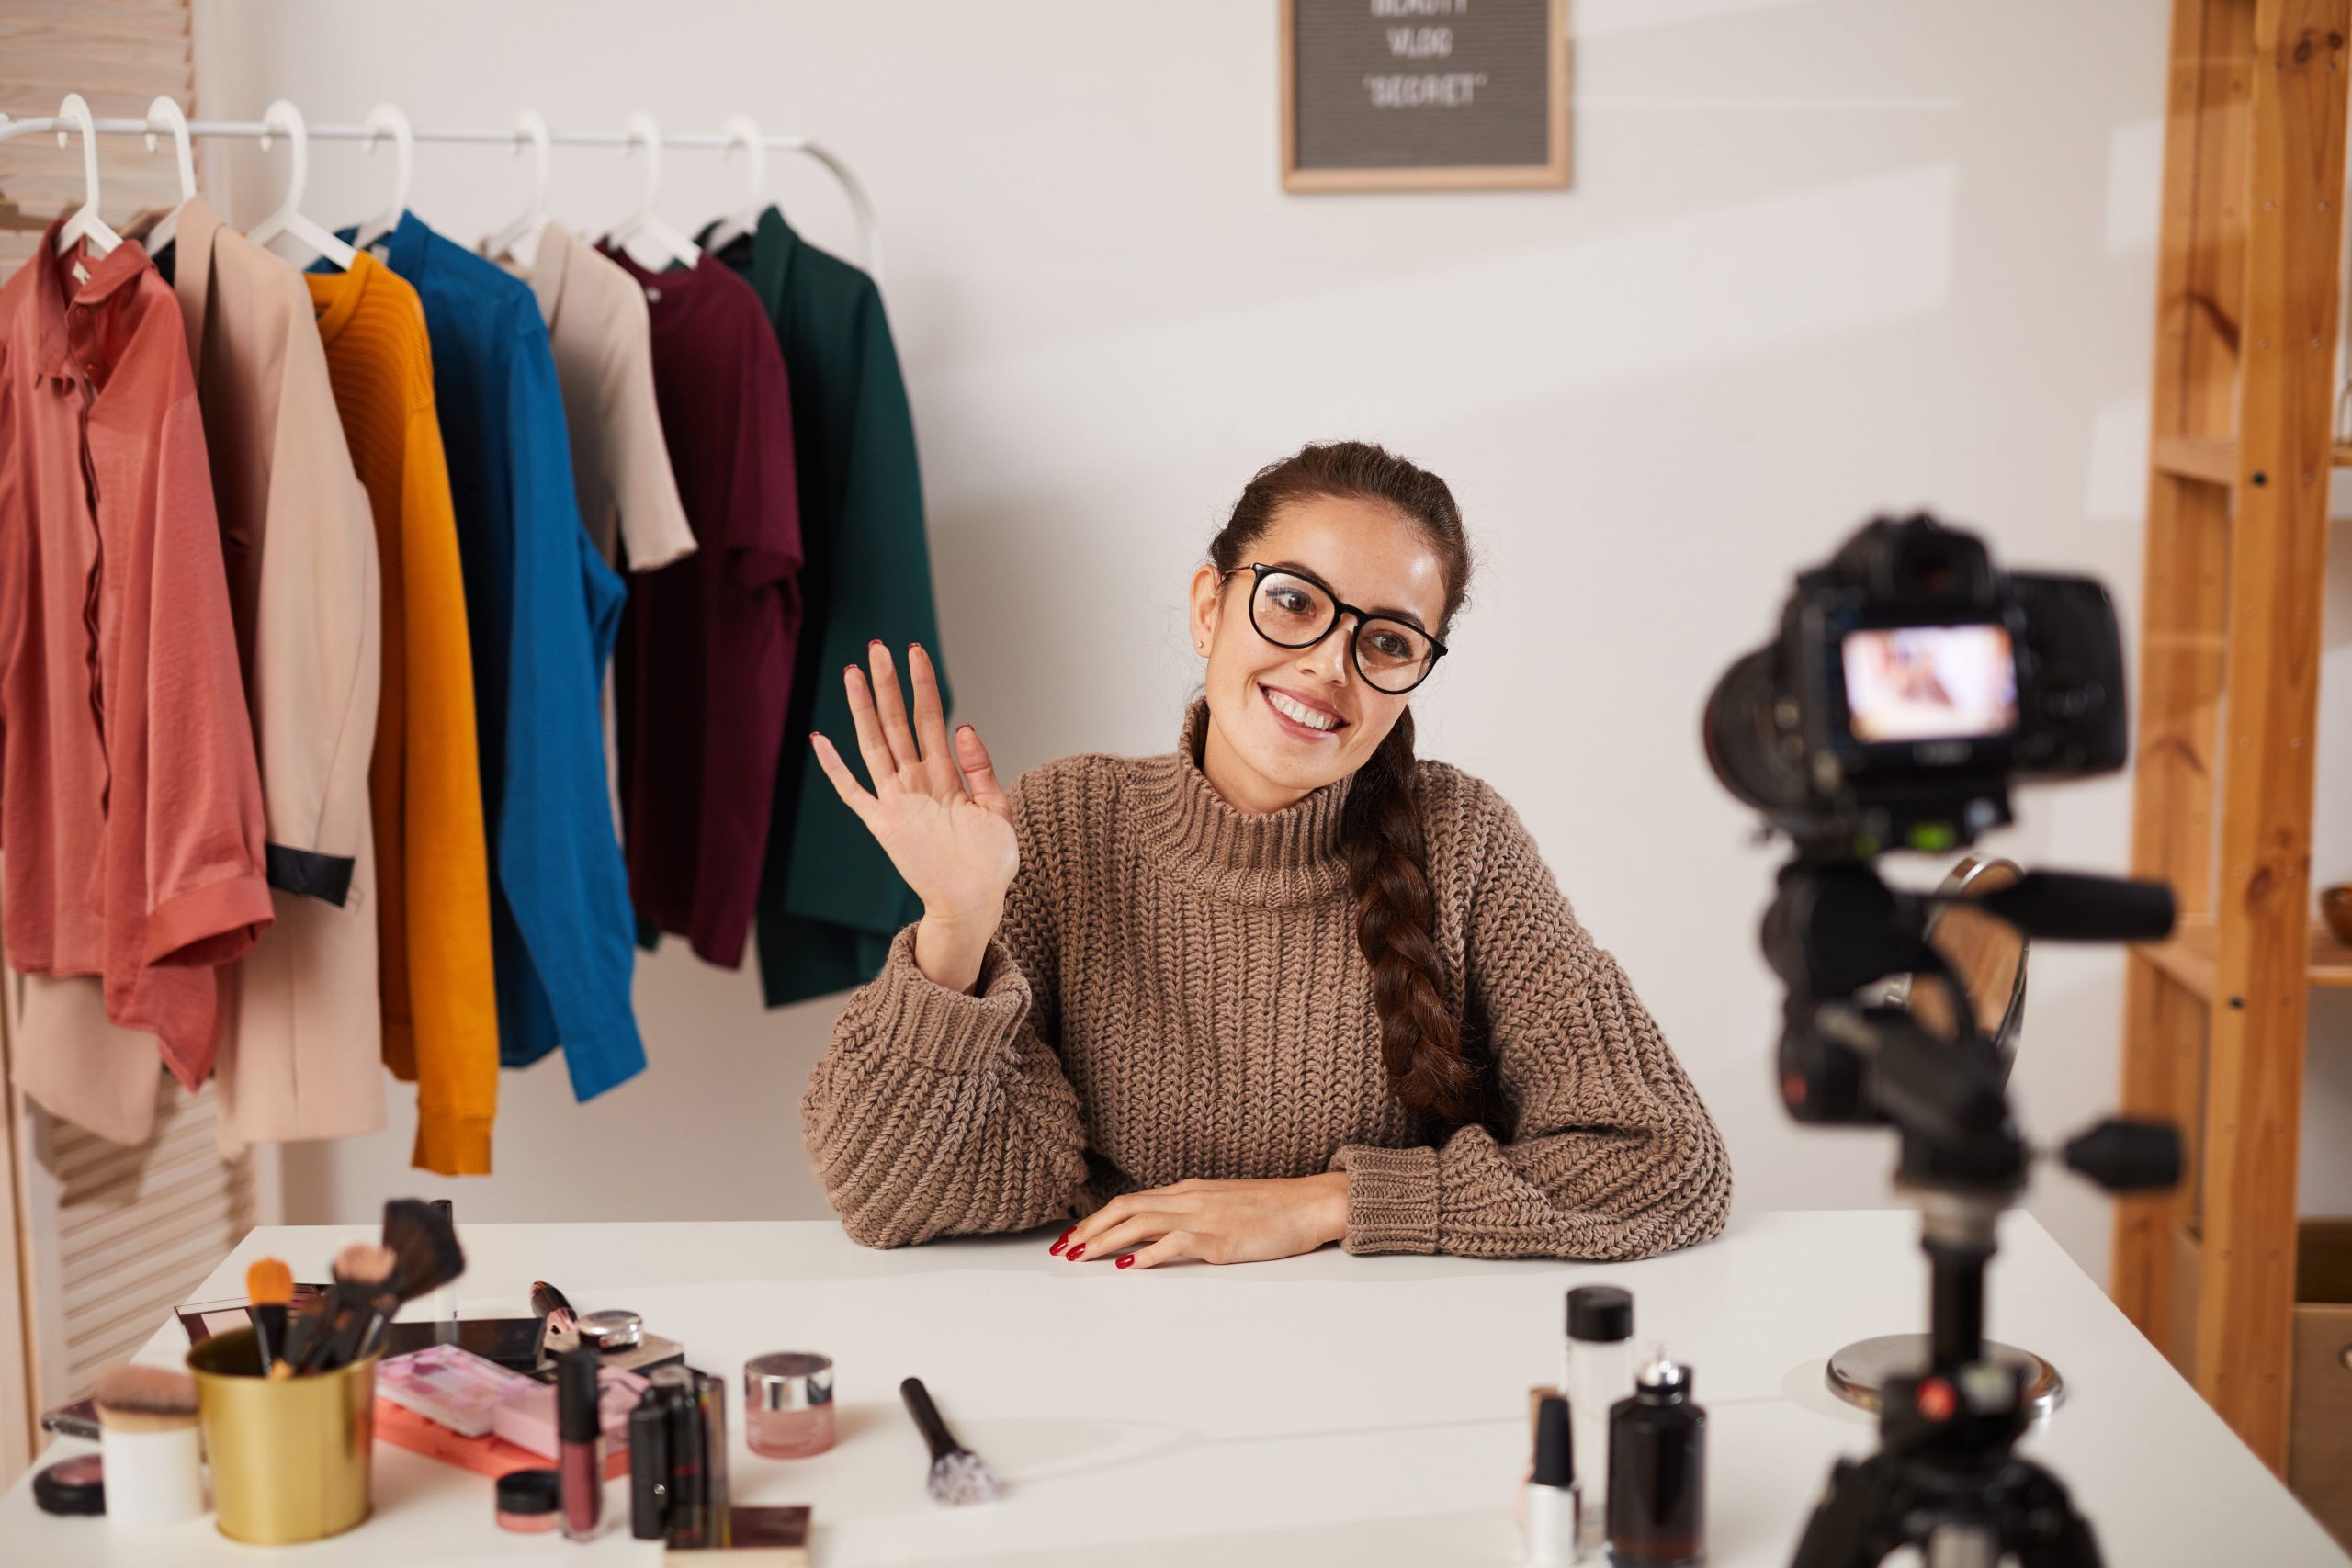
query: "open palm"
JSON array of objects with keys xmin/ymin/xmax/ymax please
[{"xmin": 809, "ymin": 641, "xmax": 1016, "ymax": 928}]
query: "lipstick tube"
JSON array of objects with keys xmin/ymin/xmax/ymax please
[{"xmin": 555, "ymin": 1346, "xmax": 602, "ymax": 1541}]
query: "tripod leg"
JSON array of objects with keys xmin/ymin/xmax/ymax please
[
  {"xmin": 2006, "ymin": 1459, "xmax": 2105, "ymax": 1568},
  {"xmin": 1790, "ymin": 1456, "xmax": 1900, "ymax": 1568}
]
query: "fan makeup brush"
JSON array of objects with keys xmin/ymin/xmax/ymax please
[
  {"xmin": 350, "ymin": 1198, "xmax": 467, "ymax": 1362},
  {"xmin": 899, "ymin": 1377, "xmax": 1000, "ymax": 1506},
  {"xmin": 245, "ymin": 1258, "xmax": 293, "ymax": 1375},
  {"xmin": 287, "ymin": 1242, "xmax": 395, "ymax": 1376}
]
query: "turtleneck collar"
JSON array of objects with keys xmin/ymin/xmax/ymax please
[{"xmin": 1127, "ymin": 695, "xmax": 1357, "ymax": 905}]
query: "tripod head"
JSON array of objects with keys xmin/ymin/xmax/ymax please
[{"xmin": 1766, "ymin": 853, "xmax": 2183, "ymax": 1257}]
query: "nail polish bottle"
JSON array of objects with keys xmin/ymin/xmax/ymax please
[
  {"xmin": 1566, "ymin": 1286, "xmax": 1635, "ymax": 1551},
  {"xmin": 1522, "ymin": 1392, "xmax": 1581, "ymax": 1563},
  {"xmin": 1605, "ymin": 1352, "xmax": 1705, "ymax": 1566}
]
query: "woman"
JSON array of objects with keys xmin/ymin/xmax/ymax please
[{"xmin": 801, "ymin": 441, "xmax": 1729, "ymax": 1266}]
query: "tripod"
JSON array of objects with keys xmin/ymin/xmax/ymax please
[
  {"xmin": 1764, "ymin": 859, "xmax": 2180, "ymax": 1568},
  {"xmin": 1790, "ymin": 1193, "xmax": 2101, "ymax": 1568}
]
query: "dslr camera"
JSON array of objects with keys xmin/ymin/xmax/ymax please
[{"xmin": 1704, "ymin": 513, "xmax": 2129, "ymax": 861}]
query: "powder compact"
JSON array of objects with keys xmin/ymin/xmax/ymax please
[{"xmin": 577, "ymin": 1309, "xmax": 643, "ymax": 1353}]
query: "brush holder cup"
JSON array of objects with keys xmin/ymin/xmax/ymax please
[{"xmin": 187, "ymin": 1328, "xmax": 379, "ymax": 1544}]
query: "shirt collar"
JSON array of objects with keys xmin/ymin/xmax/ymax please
[
  {"xmin": 166, "ymin": 196, "xmax": 229, "ymax": 378},
  {"xmin": 29, "ymin": 215, "xmax": 158, "ymax": 385},
  {"xmin": 523, "ymin": 221, "xmax": 576, "ymax": 329},
  {"xmin": 752, "ymin": 204, "xmax": 800, "ymax": 308}
]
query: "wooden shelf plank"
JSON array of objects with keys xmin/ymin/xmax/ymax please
[
  {"xmin": 2152, "ymin": 434, "xmax": 2352, "ymax": 485},
  {"xmin": 2133, "ymin": 914, "xmax": 2352, "ymax": 1001},
  {"xmin": 2153, "ymin": 434, "xmax": 2245, "ymax": 484}
]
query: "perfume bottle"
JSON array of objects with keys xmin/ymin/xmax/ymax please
[{"xmin": 1606, "ymin": 1352, "xmax": 1705, "ymax": 1566}]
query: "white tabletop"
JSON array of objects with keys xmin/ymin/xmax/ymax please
[{"xmin": 2, "ymin": 1208, "xmax": 2342, "ymax": 1566}]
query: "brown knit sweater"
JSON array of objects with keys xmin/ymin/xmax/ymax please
[{"xmin": 800, "ymin": 695, "xmax": 1731, "ymax": 1258}]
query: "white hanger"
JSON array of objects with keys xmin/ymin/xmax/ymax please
[
  {"xmin": 702, "ymin": 113, "xmax": 766, "ymax": 254},
  {"xmin": 140, "ymin": 96, "xmax": 198, "ymax": 254},
  {"xmin": 51, "ymin": 94, "xmax": 122, "ymax": 261},
  {"xmin": 245, "ymin": 100, "xmax": 358, "ymax": 272},
  {"xmin": 602, "ymin": 111, "xmax": 700, "ymax": 273},
  {"xmin": 481, "ymin": 109, "xmax": 553, "ymax": 268},
  {"xmin": 352, "ymin": 102, "xmax": 413, "ymax": 252}
]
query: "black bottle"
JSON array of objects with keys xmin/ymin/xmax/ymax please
[{"xmin": 1606, "ymin": 1353, "xmax": 1705, "ymax": 1565}]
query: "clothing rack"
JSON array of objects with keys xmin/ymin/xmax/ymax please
[{"xmin": 0, "ymin": 105, "xmax": 881, "ymax": 277}]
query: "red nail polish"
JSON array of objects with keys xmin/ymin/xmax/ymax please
[
  {"xmin": 1049, "ymin": 1227, "xmax": 1072, "ymax": 1255},
  {"xmin": 1068, "ymin": 1244, "xmax": 1086, "ymax": 1261},
  {"xmin": 1116, "ymin": 1255, "xmax": 1135, "ymax": 1269}
]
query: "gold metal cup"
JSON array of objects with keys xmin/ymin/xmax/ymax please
[{"xmin": 187, "ymin": 1327, "xmax": 377, "ymax": 1544}]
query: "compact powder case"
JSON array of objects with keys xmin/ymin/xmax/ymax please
[{"xmin": 576, "ymin": 1310, "xmax": 643, "ymax": 1352}]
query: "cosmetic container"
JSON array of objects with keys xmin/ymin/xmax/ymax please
[
  {"xmin": 743, "ymin": 1351, "xmax": 835, "ymax": 1459},
  {"xmin": 1606, "ymin": 1353, "xmax": 1705, "ymax": 1566},
  {"xmin": 1522, "ymin": 1392, "xmax": 1580, "ymax": 1564},
  {"xmin": 629, "ymin": 1385, "xmax": 671, "ymax": 1540},
  {"xmin": 579, "ymin": 1309, "xmax": 643, "ymax": 1352},
  {"xmin": 494, "ymin": 1469, "xmax": 560, "ymax": 1534},
  {"xmin": 556, "ymin": 1345, "xmax": 603, "ymax": 1541},
  {"xmin": 652, "ymin": 1365, "xmax": 706, "ymax": 1548},
  {"xmin": 1566, "ymin": 1287, "xmax": 1635, "ymax": 1552}
]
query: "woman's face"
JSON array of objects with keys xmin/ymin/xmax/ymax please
[{"xmin": 1188, "ymin": 496, "xmax": 1452, "ymax": 813}]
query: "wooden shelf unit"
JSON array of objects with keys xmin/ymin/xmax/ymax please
[{"xmin": 2110, "ymin": 0, "xmax": 2352, "ymax": 1475}]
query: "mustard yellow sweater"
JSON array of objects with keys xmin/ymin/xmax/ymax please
[{"xmin": 801, "ymin": 696, "xmax": 1731, "ymax": 1258}]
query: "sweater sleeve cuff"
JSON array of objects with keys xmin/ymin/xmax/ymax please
[
  {"xmin": 850, "ymin": 921, "xmax": 1035, "ymax": 1075},
  {"xmin": 1329, "ymin": 1143, "xmax": 1442, "ymax": 1255},
  {"xmin": 413, "ymin": 1111, "xmax": 493, "ymax": 1177}
]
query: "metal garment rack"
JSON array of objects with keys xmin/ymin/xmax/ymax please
[{"xmin": 0, "ymin": 108, "xmax": 880, "ymax": 277}]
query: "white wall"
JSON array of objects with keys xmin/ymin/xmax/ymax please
[{"xmin": 190, "ymin": 0, "xmax": 2337, "ymax": 1283}]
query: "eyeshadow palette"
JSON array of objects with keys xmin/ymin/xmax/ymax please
[{"xmin": 376, "ymin": 1344, "xmax": 542, "ymax": 1437}]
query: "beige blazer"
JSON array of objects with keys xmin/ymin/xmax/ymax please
[{"xmin": 175, "ymin": 199, "xmax": 386, "ymax": 1146}]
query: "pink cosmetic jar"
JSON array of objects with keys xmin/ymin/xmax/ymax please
[{"xmin": 742, "ymin": 1352, "xmax": 835, "ymax": 1459}]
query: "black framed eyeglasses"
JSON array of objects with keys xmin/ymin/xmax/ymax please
[{"xmin": 1219, "ymin": 562, "xmax": 1448, "ymax": 694}]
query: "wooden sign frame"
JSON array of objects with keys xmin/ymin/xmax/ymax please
[{"xmin": 1280, "ymin": 0, "xmax": 1571, "ymax": 194}]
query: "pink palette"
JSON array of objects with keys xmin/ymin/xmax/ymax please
[{"xmin": 376, "ymin": 1344, "xmax": 539, "ymax": 1437}]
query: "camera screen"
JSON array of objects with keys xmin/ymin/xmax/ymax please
[{"xmin": 1840, "ymin": 625, "xmax": 2018, "ymax": 743}]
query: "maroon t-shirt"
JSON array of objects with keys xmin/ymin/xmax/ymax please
[{"xmin": 602, "ymin": 248, "xmax": 803, "ymax": 967}]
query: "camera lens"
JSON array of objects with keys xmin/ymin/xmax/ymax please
[{"xmin": 1702, "ymin": 649, "xmax": 1810, "ymax": 817}]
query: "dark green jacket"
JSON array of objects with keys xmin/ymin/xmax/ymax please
[{"xmin": 706, "ymin": 208, "xmax": 950, "ymax": 1004}]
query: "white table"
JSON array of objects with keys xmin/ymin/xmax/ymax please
[{"xmin": 2, "ymin": 1209, "xmax": 2342, "ymax": 1565}]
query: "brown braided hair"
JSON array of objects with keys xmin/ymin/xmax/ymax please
[{"xmin": 1205, "ymin": 441, "xmax": 1492, "ymax": 1144}]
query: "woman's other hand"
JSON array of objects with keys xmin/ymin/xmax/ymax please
[
  {"xmin": 810, "ymin": 643, "xmax": 1017, "ymax": 983},
  {"xmin": 1050, "ymin": 1174, "xmax": 1350, "ymax": 1269}
]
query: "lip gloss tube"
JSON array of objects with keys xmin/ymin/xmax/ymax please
[{"xmin": 556, "ymin": 1345, "xmax": 602, "ymax": 1541}]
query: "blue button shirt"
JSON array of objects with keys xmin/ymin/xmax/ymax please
[{"xmin": 347, "ymin": 213, "xmax": 643, "ymax": 1100}]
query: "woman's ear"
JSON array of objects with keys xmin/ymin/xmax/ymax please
[{"xmin": 1189, "ymin": 563, "xmax": 1224, "ymax": 656}]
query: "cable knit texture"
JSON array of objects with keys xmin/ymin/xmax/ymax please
[{"xmin": 800, "ymin": 695, "xmax": 1731, "ymax": 1258}]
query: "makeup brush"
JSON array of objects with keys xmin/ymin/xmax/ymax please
[
  {"xmin": 93, "ymin": 1365, "xmax": 204, "ymax": 1527},
  {"xmin": 93, "ymin": 1364, "xmax": 198, "ymax": 1434},
  {"xmin": 293, "ymin": 1242, "xmax": 396, "ymax": 1374},
  {"xmin": 356, "ymin": 1198, "xmax": 467, "ymax": 1359},
  {"xmin": 245, "ymin": 1258, "xmax": 294, "ymax": 1375},
  {"xmin": 899, "ymin": 1377, "xmax": 1000, "ymax": 1506}
]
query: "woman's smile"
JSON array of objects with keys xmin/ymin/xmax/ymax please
[{"xmin": 1260, "ymin": 681, "xmax": 1349, "ymax": 740}]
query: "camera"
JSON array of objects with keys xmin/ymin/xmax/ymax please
[
  {"xmin": 1704, "ymin": 513, "xmax": 2178, "ymax": 1568},
  {"xmin": 1703, "ymin": 513, "xmax": 2128, "ymax": 859}
]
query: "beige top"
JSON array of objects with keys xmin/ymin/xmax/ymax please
[
  {"xmin": 802, "ymin": 695, "xmax": 1732, "ymax": 1258},
  {"xmin": 174, "ymin": 198, "xmax": 386, "ymax": 1146},
  {"xmin": 496, "ymin": 224, "xmax": 695, "ymax": 571}
]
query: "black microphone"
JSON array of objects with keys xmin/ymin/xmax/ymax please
[{"xmin": 1960, "ymin": 871, "xmax": 2176, "ymax": 942}]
